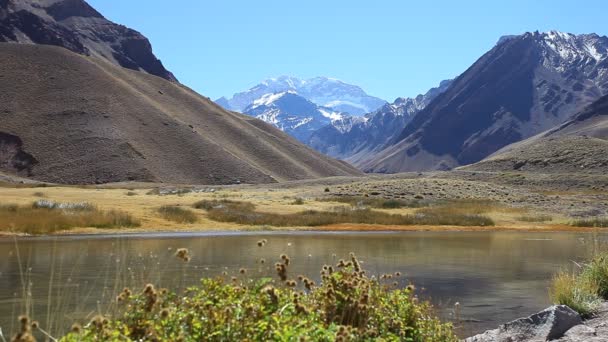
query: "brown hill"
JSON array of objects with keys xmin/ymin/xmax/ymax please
[
  {"xmin": 462, "ymin": 95, "xmax": 608, "ymax": 174},
  {"xmin": 0, "ymin": 44, "xmax": 361, "ymax": 184}
]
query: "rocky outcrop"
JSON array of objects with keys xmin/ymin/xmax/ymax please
[
  {"xmin": 555, "ymin": 302, "xmax": 608, "ymax": 342},
  {"xmin": 466, "ymin": 303, "xmax": 608, "ymax": 342},
  {"xmin": 0, "ymin": 0, "xmax": 176, "ymax": 81}
]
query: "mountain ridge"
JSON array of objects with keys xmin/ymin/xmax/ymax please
[
  {"xmin": 217, "ymin": 76, "xmax": 387, "ymax": 115},
  {"xmin": 360, "ymin": 31, "xmax": 608, "ymax": 173},
  {"xmin": 0, "ymin": 0, "xmax": 176, "ymax": 81}
]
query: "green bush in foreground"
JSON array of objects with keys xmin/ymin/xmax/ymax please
[
  {"xmin": 549, "ymin": 271, "xmax": 602, "ymax": 317},
  {"xmin": 58, "ymin": 254, "xmax": 457, "ymax": 341},
  {"xmin": 549, "ymin": 252, "xmax": 608, "ymax": 317}
]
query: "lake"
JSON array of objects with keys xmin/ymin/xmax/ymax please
[{"xmin": 0, "ymin": 231, "xmax": 603, "ymax": 337}]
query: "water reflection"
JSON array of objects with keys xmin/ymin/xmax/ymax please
[{"xmin": 0, "ymin": 231, "xmax": 603, "ymax": 337}]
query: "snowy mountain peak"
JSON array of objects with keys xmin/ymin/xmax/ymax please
[
  {"xmin": 499, "ymin": 31, "xmax": 608, "ymax": 64},
  {"xmin": 217, "ymin": 76, "xmax": 386, "ymax": 115},
  {"xmin": 251, "ymin": 91, "xmax": 298, "ymax": 108},
  {"xmin": 243, "ymin": 91, "xmax": 349, "ymax": 143}
]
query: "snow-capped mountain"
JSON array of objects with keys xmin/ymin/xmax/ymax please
[
  {"xmin": 360, "ymin": 31, "xmax": 608, "ymax": 173},
  {"xmin": 308, "ymin": 80, "xmax": 452, "ymax": 160},
  {"xmin": 243, "ymin": 91, "xmax": 350, "ymax": 143},
  {"xmin": 217, "ymin": 76, "xmax": 387, "ymax": 115}
]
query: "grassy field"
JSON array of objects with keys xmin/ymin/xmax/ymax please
[{"xmin": 0, "ymin": 180, "xmax": 587, "ymax": 235}]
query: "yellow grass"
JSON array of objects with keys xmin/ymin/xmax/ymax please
[{"xmin": 0, "ymin": 183, "xmax": 576, "ymax": 235}]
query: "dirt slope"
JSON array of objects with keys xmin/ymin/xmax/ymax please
[
  {"xmin": 462, "ymin": 95, "xmax": 608, "ymax": 174},
  {"xmin": 0, "ymin": 44, "xmax": 361, "ymax": 184}
]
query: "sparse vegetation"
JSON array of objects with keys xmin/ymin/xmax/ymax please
[
  {"xmin": 157, "ymin": 205, "xmax": 199, "ymax": 224},
  {"xmin": 571, "ymin": 217, "xmax": 608, "ymax": 228},
  {"xmin": 147, "ymin": 188, "xmax": 193, "ymax": 196},
  {"xmin": 126, "ymin": 191, "xmax": 138, "ymax": 196},
  {"xmin": 320, "ymin": 196, "xmax": 427, "ymax": 209},
  {"xmin": 291, "ymin": 197, "xmax": 305, "ymax": 205},
  {"xmin": 0, "ymin": 202, "xmax": 140, "ymax": 234},
  {"xmin": 193, "ymin": 199, "xmax": 255, "ymax": 211},
  {"xmin": 516, "ymin": 214, "xmax": 553, "ymax": 222},
  {"xmin": 195, "ymin": 199, "xmax": 494, "ymax": 227},
  {"xmin": 57, "ymin": 254, "xmax": 457, "ymax": 341},
  {"xmin": 32, "ymin": 191, "xmax": 45, "ymax": 198}
]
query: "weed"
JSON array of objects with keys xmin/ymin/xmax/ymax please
[{"xmin": 57, "ymin": 255, "xmax": 457, "ymax": 341}]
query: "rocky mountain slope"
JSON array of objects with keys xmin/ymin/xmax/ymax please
[
  {"xmin": 0, "ymin": 44, "xmax": 361, "ymax": 184},
  {"xmin": 309, "ymin": 80, "xmax": 452, "ymax": 161},
  {"xmin": 217, "ymin": 76, "xmax": 386, "ymax": 115},
  {"xmin": 242, "ymin": 91, "xmax": 351, "ymax": 143},
  {"xmin": 360, "ymin": 31, "xmax": 608, "ymax": 173},
  {"xmin": 0, "ymin": 0, "xmax": 176, "ymax": 81},
  {"xmin": 463, "ymin": 94, "xmax": 608, "ymax": 174}
]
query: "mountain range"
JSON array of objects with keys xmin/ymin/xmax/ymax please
[
  {"xmin": 358, "ymin": 31, "xmax": 608, "ymax": 172},
  {"xmin": 241, "ymin": 91, "xmax": 352, "ymax": 143},
  {"xmin": 216, "ymin": 76, "xmax": 387, "ymax": 116},
  {"xmin": 309, "ymin": 80, "xmax": 453, "ymax": 162},
  {"xmin": 2, "ymin": 0, "xmax": 608, "ymax": 184}
]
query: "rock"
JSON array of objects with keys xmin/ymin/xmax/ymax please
[
  {"xmin": 560, "ymin": 325, "xmax": 597, "ymax": 341},
  {"xmin": 465, "ymin": 305, "xmax": 582, "ymax": 342}
]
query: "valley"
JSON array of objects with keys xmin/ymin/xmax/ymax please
[
  {"xmin": 1, "ymin": 169, "xmax": 606, "ymax": 235},
  {"xmin": 1, "ymin": 0, "xmax": 608, "ymax": 341}
]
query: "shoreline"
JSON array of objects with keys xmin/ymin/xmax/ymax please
[{"xmin": 0, "ymin": 223, "xmax": 602, "ymax": 239}]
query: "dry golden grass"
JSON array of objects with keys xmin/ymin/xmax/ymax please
[
  {"xmin": 157, "ymin": 206, "xmax": 199, "ymax": 224},
  {"xmin": 0, "ymin": 202, "xmax": 139, "ymax": 234},
  {"xmin": 0, "ymin": 182, "xmax": 576, "ymax": 235}
]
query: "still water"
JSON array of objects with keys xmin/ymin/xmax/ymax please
[{"xmin": 0, "ymin": 231, "xmax": 603, "ymax": 337}]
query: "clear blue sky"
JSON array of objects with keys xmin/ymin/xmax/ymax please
[{"xmin": 89, "ymin": 0, "xmax": 606, "ymax": 102}]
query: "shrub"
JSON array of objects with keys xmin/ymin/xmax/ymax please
[
  {"xmin": 549, "ymin": 270, "xmax": 601, "ymax": 317},
  {"xmin": 292, "ymin": 198, "xmax": 305, "ymax": 205},
  {"xmin": 581, "ymin": 252, "xmax": 608, "ymax": 299},
  {"xmin": 0, "ymin": 202, "xmax": 139, "ymax": 234},
  {"xmin": 157, "ymin": 206, "xmax": 198, "ymax": 224},
  {"xmin": 516, "ymin": 215, "xmax": 553, "ymax": 222},
  {"xmin": 126, "ymin": 191, "xmax": 138, "ymax": 196},
  {"xmin": 59, "ymin": 255, "xmax": 457, "ymax": 341},
  {"xmin": 32, "ymin": 192, "xmax": 45, "ymax": 198},
  {"xmin": 320, "ymin": 196, "xmax": 427, "ymax": 209},
  {"xmin": 197, "ymin": 199, "xmax": 494, "ymax": 227},
  {"xmin": 571, "ymin": 217, "xmax": 608, "ymax": 228},
  {"xmin": 193, "ymin": 199, "xmax": 255, "ymax": 211}
]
